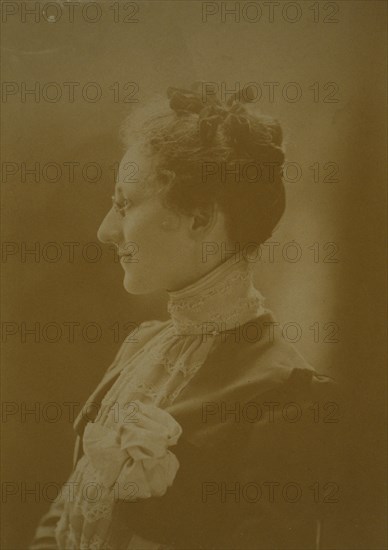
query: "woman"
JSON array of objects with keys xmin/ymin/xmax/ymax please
[{"xmin": 31, "ymin": 84, "xmax": 338, "ymax": 550}]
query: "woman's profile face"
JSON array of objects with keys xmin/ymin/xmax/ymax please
[{"xmin": 97, "ymin": 145, "xmax": 202, "ymax": 294}]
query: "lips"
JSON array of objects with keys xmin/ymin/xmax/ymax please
[
  {"xmin": 118, "ymin": 247, "xmax": 132, "ymax": 257},
  {"xmin": 117, "ymin": 245, "xmax": 137, "ymax": 263},
  {"xmin": 119, "ymin": 253, "xmax": 133, "ymax": 262}
]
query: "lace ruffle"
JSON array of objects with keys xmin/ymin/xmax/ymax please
[{"xmin": 56, "ymin": 403, "xmax": 182, "ymax": 549}]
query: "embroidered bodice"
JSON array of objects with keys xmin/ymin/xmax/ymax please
[{"xmin": 54, "ymin": 254, "xmax": 268, "ymax": 550}]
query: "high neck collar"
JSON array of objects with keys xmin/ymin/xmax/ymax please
[{"xmin": 167, "ymin": 255, "xmax": 267, "ymax": 336}]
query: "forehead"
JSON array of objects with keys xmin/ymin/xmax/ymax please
[{"xmin": 116, "ymin": 144, "xmax": 157, "ymax": 197}]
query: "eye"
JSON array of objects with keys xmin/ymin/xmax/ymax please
[{"xmin": 111, "ymin": 195, "xmax": 132, "ymax": 217}]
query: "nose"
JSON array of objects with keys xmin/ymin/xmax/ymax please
[{"xmin": 97, "ymin": 208, "xmax": 122, "ymax": 245}]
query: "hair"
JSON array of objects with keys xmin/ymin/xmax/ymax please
[{"xmin": 120, "ymin": 83, "xmax": 286, "ymax": 249}]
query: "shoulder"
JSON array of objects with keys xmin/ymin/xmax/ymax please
[
  {"xmin": 204, "ymin": 312, "xmax": 334, "ymax": 399},
  {"xmin": 171, "ymin": 313, "xmax": 338, "ymax": 432}
]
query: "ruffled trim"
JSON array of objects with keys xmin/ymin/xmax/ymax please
[
  {"xmin": 83, "ymin": 401, "xmax": 182, "ymax": 494},
  {"xmin": 55, "ymin": 403, "xmax": 182, "ymax": 549}
]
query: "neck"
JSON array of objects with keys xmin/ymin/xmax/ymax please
[{"xmin": 166, "ymin": 254, "xmax": 229, "ymax": 293}]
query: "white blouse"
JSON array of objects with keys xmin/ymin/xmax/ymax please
[{"xmin": 54, "ymin": 254, "xmax": 268, "ymax": 550}]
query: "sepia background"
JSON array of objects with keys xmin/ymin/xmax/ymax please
[{"xmin": 1, "ymin": 1, "xmax": 387, "ymax": 548}]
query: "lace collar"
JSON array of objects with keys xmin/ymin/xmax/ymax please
[{"xmin": 167, "ymin": 255, "xmax": 267, "ymax": 336}]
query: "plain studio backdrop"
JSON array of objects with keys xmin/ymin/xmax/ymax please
[{"xmin": 1, "ymin": 1, "xmax": 386, "ymax": 548}]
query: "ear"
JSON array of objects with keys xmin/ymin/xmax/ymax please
[{"xmin": 190, "ymin": 204, "xmax": 217, "ymax": 235}]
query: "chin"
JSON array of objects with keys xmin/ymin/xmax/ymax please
[{"xmin": 122, "ymin": 271, "xmax": 159, "ymax": 295}]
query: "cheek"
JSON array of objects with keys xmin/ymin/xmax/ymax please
[
  {"xmin": 121, "ymin": 211, "xmax": 159, "ymax": 241},
  {"xmin": 122, "ymin": 204, "xmax": 183, "ymax": 252}
]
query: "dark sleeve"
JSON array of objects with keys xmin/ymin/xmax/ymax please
[
  {"xmin": 109, "ymin": 369, "xmax": 344, "ymax": 550},
  {"xmin": 226, "ymin": 369, "xmax": 345, "ymax": 549}
]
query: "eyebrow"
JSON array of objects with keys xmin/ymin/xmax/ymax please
[{"xmin": 115, "ymin": 184, "xmax": 141, "ymax": 204}]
